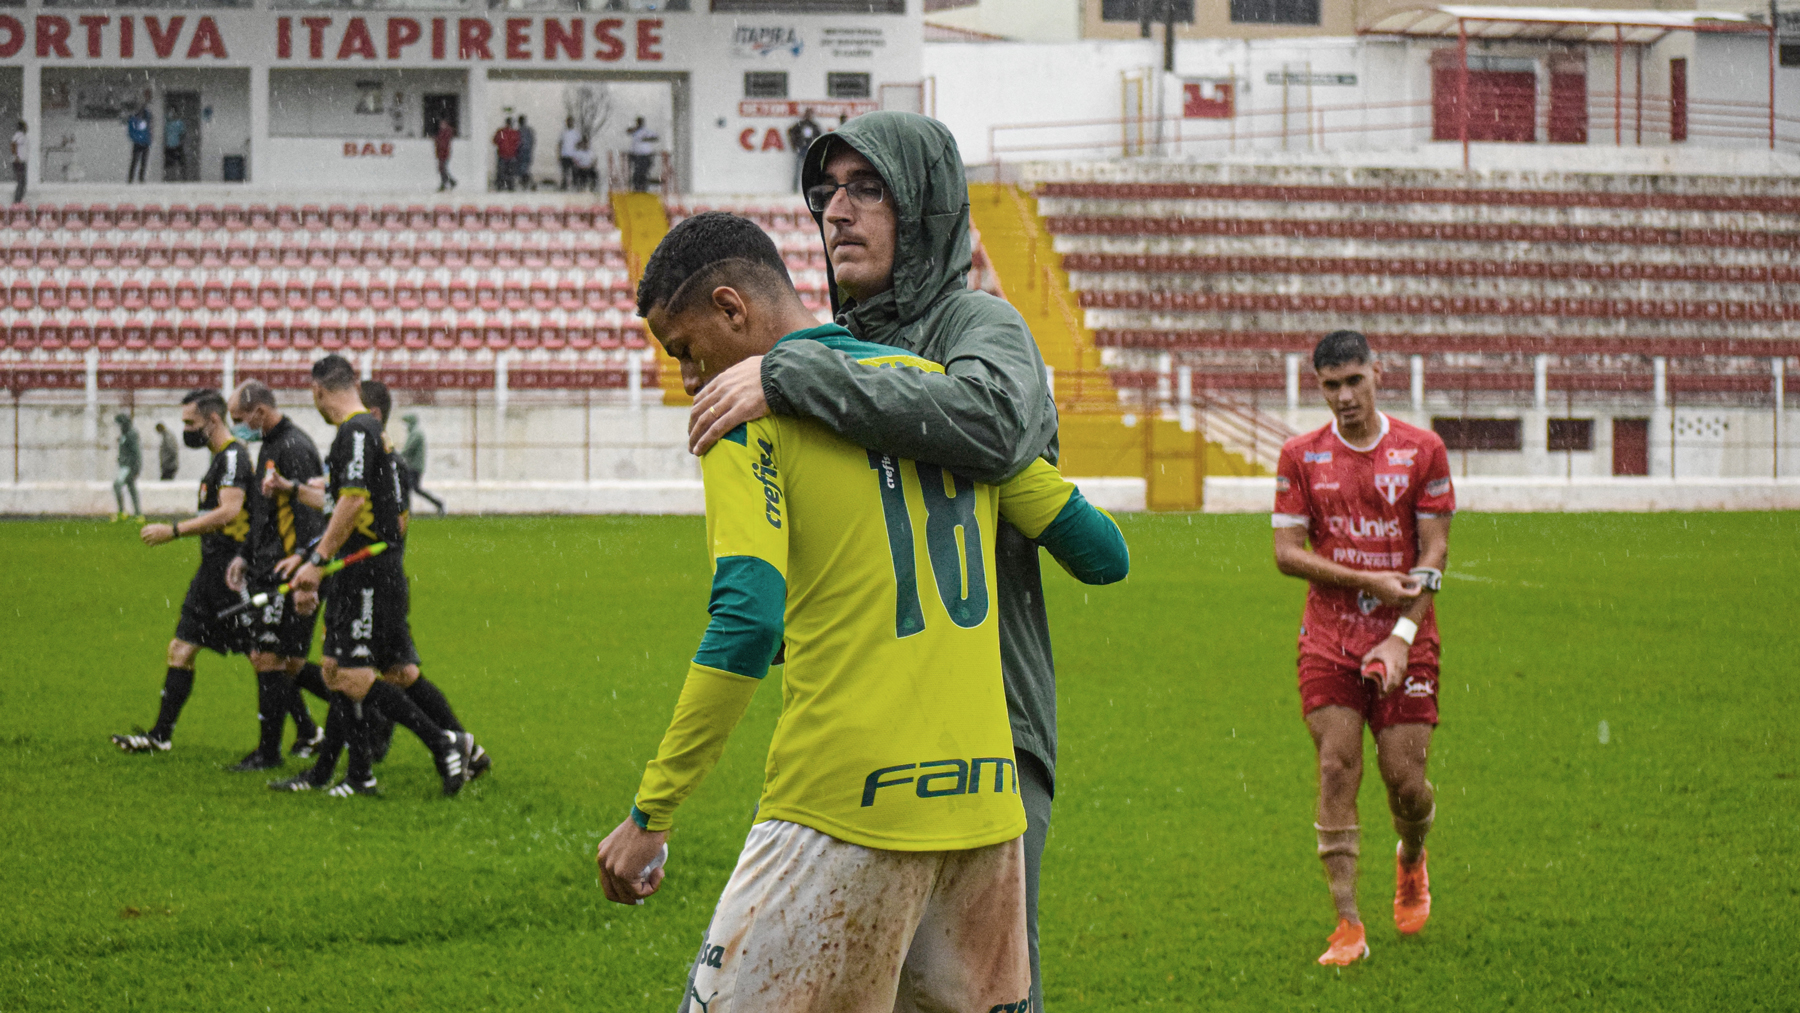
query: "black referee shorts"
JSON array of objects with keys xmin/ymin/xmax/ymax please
[
  {"xmin": 246, "ymin": 577, "xmax": 321, "ymax": 659},
  {"xmin": 174, "ymin": 555, "xmax": 254, "ymax": 657},
  {"xmin": 321, "ymin": 556, "xmax": 419, "ymax": 672}
]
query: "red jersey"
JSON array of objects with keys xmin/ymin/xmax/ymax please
[{"xmin": 1274, "ymin": 413, "xmax": 1455, "ymax": 662}]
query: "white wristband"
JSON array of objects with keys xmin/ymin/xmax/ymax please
[{"xmin": 1391, "ymin": 617, "xmax": 1418, "ymax": 645}]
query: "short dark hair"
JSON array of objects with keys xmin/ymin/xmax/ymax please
[
  {"xmin": 1313, "ymin": 330, "xmax": 1373, "ymax": 372},
  {"xmin": 180, "ymin": 388, "xmax": 227, "ymax": 421},
  {"xmin": 311, "ymin": 354, "xmax": 359, "ymax": 392},
  {"xmin": 359, "ymin": 379, "xmax": 392, "ymax": 425},
  {"xmin": 233, "ymin": 379, "xmax": 277, "ymax": 413},
  {"xmin": 636, "ymin": 211, "xmax": 795, "ymax": 318}
]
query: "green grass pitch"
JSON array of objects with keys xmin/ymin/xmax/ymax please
[{"xmin": 1, "ymin": 512, "xmax": 1796, "ymax": 1011}]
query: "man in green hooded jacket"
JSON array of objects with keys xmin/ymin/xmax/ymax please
[
  {"xmin": 113, "ymin": 412, "xmax": 144, "ymax": 521},
  {"xmin": 687, "ymin": 111, "xmax": 1063, "ymax": 1010}
]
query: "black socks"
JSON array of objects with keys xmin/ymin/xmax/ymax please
[
  {"xmin": 292, "ymin": 662, "xmax": 330, "ymax": 701},
  {"xmin": 254, "ymin": 670, "xmax": 287, "ymax": 759},
  {"xmin": 405, "ymin": 677, "xmax": 463, "ymax": 734},
  {"xmin": 305, "ymin": 693, "xmax": 350, "ymax": 784},
  {"xmin": 149, "ymin": 666, "xmax": 195, "ymax": 741},
  {"xmin": 342, "ymin": 697, "xmax": 374, "ymax": 784},
  {"xmin": 365, "ymin": 680, "xmax": 447, "ymax": 753}
]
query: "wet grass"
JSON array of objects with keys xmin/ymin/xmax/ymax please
[{"xmin": 1, "ymin": 512, "xmax": 1795, "ymax": 1011}]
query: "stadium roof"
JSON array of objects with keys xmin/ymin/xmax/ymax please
[{"xmin": 1361, "ymin": 6, "xmax": 1771, "ymax": 44}]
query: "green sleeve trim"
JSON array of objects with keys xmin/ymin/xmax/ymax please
[
  {"xmin": 630, "ymin": 805, "xmax": 652, "ymax": 830},
  {"xmin": 722, "ymin": 422, "xmax": 748, "ymax": 446},
  {"xmin": 692, "ymin": 556, "xmax": 786, "ymax": 679},
  {"xmin": 1036, "ymin": 489, "xmax": 1130, "ymax": 585}
]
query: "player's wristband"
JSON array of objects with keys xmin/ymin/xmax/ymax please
[
  {"xmin": 1391, "ymin": 617, "xmax": 1419, "ymax": 645},
  {"xmin": 1409, "ymin": 567, "xmax": 1443, "ymax": 592},
  {"xmin": 171, "ymin": 522, "xmax": 183, "ymax": 538}
]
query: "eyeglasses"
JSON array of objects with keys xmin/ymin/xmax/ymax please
[{"xmin": 805, "ymin": 179, "xmax": 887, "ymax": 213}]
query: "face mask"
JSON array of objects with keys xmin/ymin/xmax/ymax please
[
  {"xmin": 182, "ymin": 428, "xmax": 208, "ymax": 449},
  {"xmin": 230, "ymin": 423, "xmax": 261, "ymax": 443}
]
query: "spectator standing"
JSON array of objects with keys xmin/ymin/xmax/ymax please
[
  {"xmin": 9, "ymin": 121, "xmax": 25, "ymax": 206},
  {"xmin": 400, "ymin": 413, "xmax": 446, "ymax": 516},
  {"xmin": 515, "ymin": 115, "xmax": 536, "ymax": 191},
  {"xmin": 492, "ymin": 117, "xmax": 520, "ymax": 191},
  {"xmin": 126, "ymin": 107, "xmax": 152, "ymax": 183},
  {"xmin": 113, "ymin": 413, "xmax": 144, "ymax": 521},
  {"xmin": 570, "ymin": 137, "xmax": 598, "ymax": 192},
  {"xmin": 786, "ymin": 109, "xmax": 821, "ymax": 193},
  {"xmin": 434, "ymin": 117, "xmax": 457, "ymax": 192},
  {"xmin": 155, "ymin": 421, "xmax": 180, "ymax": 480},
  {"xmin": 626, "ymin": 116, "xmax": 657, "ymax": 192},
  {"xmin": 559, "ymin": 117, "xmax": 581, "ymax": 190},
  {"xmin": 164, "ymin": 115, "xmax": 187, "ymax": 181}
]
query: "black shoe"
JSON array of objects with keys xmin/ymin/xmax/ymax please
[
  {"xmin": 468, "ymin": 744, "xmax": 491, "ymax": 781},
  {"xmin": 268, "ymin": 770, "xmax": 329, "ymax": 791},
  {"xmin": 436, "ymin": 732, "xmax": 475, "ymax": 797},
  {"xmin": 290, "ymin": 725, "xmax": 325, "ymax": 759},
  {"xmin": 112, "ymin": 732, "xmax": 171, "ymax": 754},
  {"xmin": 369, "ymin": 715, "xmax": 395, "ymax": 764},
  {"xmin": 325, "ymin": 777, "xmax": 379, "ymax": 798},
  {"xmin": 228, "ymin": 750, "xmax": 284, "ymax": 772}
]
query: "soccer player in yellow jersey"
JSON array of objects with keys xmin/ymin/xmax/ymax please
[{"xmin": 596, "ymin": 213, "xmax": 1129, "ymax": 1012}]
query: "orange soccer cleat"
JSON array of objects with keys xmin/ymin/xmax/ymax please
[
  {"xmin": 1394, "ymin": 843, "xmax": 1432, "ymax": 935},
  {"xmin": 1317, "ymin": 919, "xmax": 1369, "ymax": 966}
]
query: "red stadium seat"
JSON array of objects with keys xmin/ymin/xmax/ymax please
[
  {"xmin": 510, "ymin": 324, "xmax": 538, "ymax": 350},
  {"xmin": 66, "ymin": 321, "xmax": 93, "ymax": 350},
  {"xmin": 374, "ymin": 323, "xmax": 400, "ymax": 350},
  {"xmin": 368, "ymin": 285, "xmax": 394, "ymax": 311},
  {"xmin": 458, "ymin": 205, "xmax": 484, "ymax": 230},
  {"xmin": 92, "ymin": 283, "xmax": 118, "ymax": 311},
  {"xmin": 230, "ymin": 280, "xmax": 255, "ymax": 311},
  {"xmin": 301, "ymin": 205, "xmax": 326, "ymax": 231},
  {"xmin": 556, "ymin": 281, "xmax": 581, "ymax": 310},
  {"xmin": 456, "ymin": 323, "xmax": 481, "ymax": 350},
  {"xmin": 150, "ymin": 324, "xmax": 176, "ymax": 350},
  {"xmin": 396, "ymin": 283, "xmax": 422, "ymax": 311},
  {"xmin": 249, "ymin": 205, "xmax": 276, "ymax": 230},
  {"xmin": 340, "ymin": 285, "xmax": 367, "ymax": 311},
  {"xmin": 220, "ymin": 204, "xmax": 247, "ymax": 230},
  {"xmin": 284, "ymin": 282, "xmax": 309, "ymax": 311},
  {"xmin": 596, "ymin": 327, "xmax": 620, "ymax": 350},
  {"xmin": 503, "ymin": 285, "xmax": 528, "ymax": 311},
  {"xmin": 568, "ymin": 325, "xmax": 596, "ymax": 350},
  {"xmin": 428, "ymin": 324, "xmax": 453, "ymax": 350},
  {"xmin": 318, "ymin": 323, "xmax": 344, "ymax": 350},
  {"xmin": 36, "ymin": 324, "xmax": 65, "ymax": 351},
  {"xmin": 264, "ymin": 326, "xmax": 290, "ymax": 351},
  {"xmin": 423, "ymin": 284, "xmax": 449, "ymax": 312},
  {"xmin": 7, "ymin": 325, "xmax": 36, "ymax": 351},
  {"xmin": 431, "ymin": 205, "xmax": 456, "ymax": 229},
  {"xmin": 530, "ymin": 282, "xmax": 555, "ymax": 311},
  {"xmin": 275, "ymin": 206, "xmax": 300, "ymax": 230},
  {"xmin": 406, "ymin": 205, "xmax": 431, "ymax": 229},
  {"xmin": 313, "ymin": 285, "xmax": 339, "ymax": 311},
  {"xmin": 539, "ymin": 326, "xmax": 565, "ymax": 350},
  {"xmin": 121, "ymin": 282, "xmax": 148, "ymax": 311},
  {"xmin": 167, "ymin": 205, "xmax": 194, "ymax": 229},
  {"xmin": 328, "ymin": 204, "xmax": 354, "ymax": 230},
  {"xmin": 346, "ymin": 323, "xmax": 372, "ymax": 350},
  {"xmin": 257, "ymin": 282, "xmax": 282, "ymax": 311},
  {"xmin": 36, "ymin": 284, "xmax": 63, "ymax": 311},
  {"xmin": 483, "ymin": 206, "xmax": 510, "ymax": 230},
  {"xmin": 484, "ymin": 325, "xmax": 509, "ymax": 351},
  {"xmin": 402, "ymin": 322, "xmax": 428, "ymax": 350},
  {"xmin": 9, "ymin": 284, "xmax": 34, "ymax": 311},
  {"xmin": 64, "ymin": 285, "xmax": 91, "ymax": 311},
  {"xmin": 290, "ymin": 325, "xmax": 317, "ymax": 350},
  {"xmin": 234, "ymin": 324, "xmax": 260, "ymax": 350},
  {"xmin": 174, "ymin": 283, "xmax": 200, "ymax": 311},
  {"xmin": 142, "ymin": 242, "xmax": 170, "ymax": 268},
  {"xmin": 62, "ymin": 203, "xmax": 88, "ymax": 229},
  {"xmin": 206, "ymin": 325, "xmax": 232, "ymax": 351},
  {"xmin": 354, "ymin": 205, "xmax": 379, "ymax": 229},
  {"xmin": 477, "ymin": 283, "xmax": 500, "ymax": 311},
  {"xmin": 141, "ymin": 206, "xmax": 168, "ymax": 229}
]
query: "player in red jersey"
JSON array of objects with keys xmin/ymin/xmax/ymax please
[{"xmin": 1272, "ymin": 331, "xmax": 1453, "ymax": 965}]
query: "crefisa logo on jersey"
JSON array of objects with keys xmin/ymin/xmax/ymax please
[
  {"xmin": 1385, "ymin": 448, "xmax": 1418, "ymax": 467},
  {"xmin": 1304, "ymin": 451, "xmax": 1333, "ymax": 463},
  {"xmin": 1373, "ymin": 472, "xmax": 1409, "ymax": 505}
]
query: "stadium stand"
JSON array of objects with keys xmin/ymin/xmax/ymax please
[
  {"xmin": 1033, "ymin": 166, "xmax": 1799, "ymax": 442},
  {"xmin": 0, "ymin": 200, "xmax": 658, "ymax": 394}
]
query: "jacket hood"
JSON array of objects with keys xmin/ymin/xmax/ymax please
[{"xmin": 801, "ymin": 112, "xmax": 972, "ymax": 345}]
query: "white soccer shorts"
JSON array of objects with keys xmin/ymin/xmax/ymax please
[{"xmin": 683, "ymin": 819, "xmax": 1030, "ymax": 1013}]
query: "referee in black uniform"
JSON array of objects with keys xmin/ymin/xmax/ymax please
[
  {"xmin": 223, "ymin": 380, "xmax": 331, "ymax": 769},
  {"xmin": 282, "ymin": 356, "xmax": 476, "ymax": 797},
  {"xmin": 113, "ymin": 389, "xmax": 257, "ymax": 754}
]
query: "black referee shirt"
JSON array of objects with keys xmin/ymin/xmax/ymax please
[
  {"xmin": 323, "ymin": 410, "xmax": 405, "ymax": 557},
  {"xmin": 242, "ymin": 415, "xmax": 325, "ymax": 570},
  {"xmin": 197, "ymin": 438, "xmax": 252, "ymax": 564}
]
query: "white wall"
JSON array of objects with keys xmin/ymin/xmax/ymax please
[
  {"xmin": 926, "ymin": 0, "xmax": 1083, "ymax": 43},
  {"xmin": 39, "ymin": 67, "xmax": 251, "ymax": 184}
]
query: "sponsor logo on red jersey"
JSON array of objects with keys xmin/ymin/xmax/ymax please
[
  {"xmin": 1303, "ymin": 451, "xmax": 1333, "ymax": 463},
  {"xmin": 1385, "ymin": 447, "xmax": 1418, "ymax": 467},
  {"xmin": 1328, "ymin": 515, "xmax": 1402, "ymax": 539},
  {"xmin": 1373, "ymin": 472, "xmax": 1409, "ymax": 505}
]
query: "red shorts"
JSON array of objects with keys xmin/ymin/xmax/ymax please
[{"xmin": 1298, "ymin": 649, "xmax": 1440, "ymax": 734}]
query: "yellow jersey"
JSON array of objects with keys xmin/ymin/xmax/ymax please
[{"xmin": 631, "ymin": 324, "xmax": 1128, "ymax": 851}]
